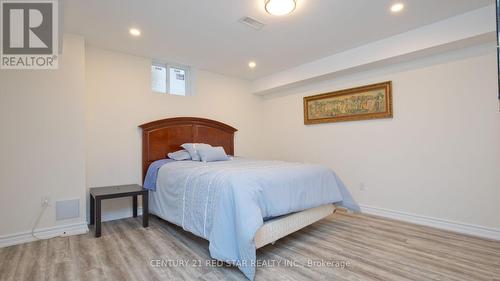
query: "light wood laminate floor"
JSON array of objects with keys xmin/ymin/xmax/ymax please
[{"xmin": 1, "ymin": 212, "xmax": 499, "ymax": 281}]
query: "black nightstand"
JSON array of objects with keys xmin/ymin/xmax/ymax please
[{"xmin": 89, "ymin": 184, "xmax": 149, "ymax": 237}]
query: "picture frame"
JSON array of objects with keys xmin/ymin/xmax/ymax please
[{"xmin": 303, "ymin": 81, "xmax": 393, "ymax": 124}]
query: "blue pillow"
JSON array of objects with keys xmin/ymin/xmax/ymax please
[
  {"xmin": 180, "ymin": 143, "xmax": 212, "ymax": 161},
  {"xmin": 197, "ymin": 146, "xmax": 229, "ymax": 162},
  {"xmin": 167, "ymin": 149, "xmax": 191, "ymax": 161}
]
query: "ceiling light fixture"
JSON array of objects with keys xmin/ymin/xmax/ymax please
[
  {"xmin": 265, "ymin": 0, "xmax": 296, "ymax": 16},
  {"xmin": 248, "ymin": 61, "xmax": 257, "ymax": 69},
  {"xmin": 129, "ymin": 28, "xmax": 141, "ymax": 37},
  {"xmin": 390, "ymin": 3, "xmax": 404, "ymax": 13}
]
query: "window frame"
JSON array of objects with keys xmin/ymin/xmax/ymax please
[{"xmin": 151, "ymin": 61, "xmax": 192, "ymax": 96}]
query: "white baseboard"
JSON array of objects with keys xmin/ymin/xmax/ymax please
[
  {"xmin": 0, "ymin": 222, "xmax": 89, "ymax": 248},
  {"xmin": 1, "ymin": 207, "xmax": 144, "ymax": 248},
  {"xmin": 360, "ymin": 204, "xmax": 500, "ymax": 241},
  {"xmin": 100, "ymin": 207, "xmax": 143, "ymax": 222}
]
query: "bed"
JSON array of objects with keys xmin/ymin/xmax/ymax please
[{"xmin": 139, "ymin": 117, "xmax": 352, "ymax": 280}]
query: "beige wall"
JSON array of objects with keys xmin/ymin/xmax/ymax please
[
  {"xmin": 85, "ymin": 46, "xmax": 264, "ymax": 218},
  {"xmin": 0, "ymin": 34, "xmax": 87, "ymax": 236},
  {"xmin": 260, "ymin": 45, "xmax": 500, "ymax": 230}
]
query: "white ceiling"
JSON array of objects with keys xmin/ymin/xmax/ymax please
[{"xmin": 64, "ymin": 0, "xmax": 492, "ymax": 80}]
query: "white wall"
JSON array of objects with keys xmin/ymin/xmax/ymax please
[
  {"xmin": 0, "ymin": 34, "xmax": 87, "ymax": 238},
  {"xmin": 1, "ymin": 33, "xmax": 498, "ymax": 244},
  {"xmin": 85, "ymin": 46, "xmax": 264, "ymax": 219},
  {"xmin": 260, "ymin": 45, "xmax": 500, "ymax": 231}
]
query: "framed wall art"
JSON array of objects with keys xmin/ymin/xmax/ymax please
[{"xmin": 304, "ymin": 81, "xmax": 393, "ymax": 124}]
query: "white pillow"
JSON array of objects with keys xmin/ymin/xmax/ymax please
[
  {"xmin": 197, "ymin": 146, "xmax": 229, "ymax": 162},
  {"xmin": 167, "ymin": 149, "xmax": 191, "ymax": 161},
  {"xmin": 180, "ymin": 143, "xmax": 212, "ymax": 161}
]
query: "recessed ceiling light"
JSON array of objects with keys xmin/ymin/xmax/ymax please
[
  {"xmin": 248, "ymin": 61, "xmax": 257, "ymax": 69},
  {"xmin": 390, "ymin": 3, "xmax": 404, "ymax": 13},
  {"xmin": 129, "ymin": 28, "xmax": 141, "ymax": 37},
  {"xmin": 265, "ymin": 0, "xmax": 296, "ymax": 16}
]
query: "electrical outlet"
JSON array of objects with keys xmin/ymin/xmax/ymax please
[
  {"xmin": 359, "ymin": 182, "xmax": 366, "ymax": 191},
  {"xmin": 41, "ymin": 196, "xmax": 50, "ymax": 207}
]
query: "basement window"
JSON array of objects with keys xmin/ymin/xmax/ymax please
[{"xmin": 151, "ymin": 62, "xmax": 192, "ymax": 96}]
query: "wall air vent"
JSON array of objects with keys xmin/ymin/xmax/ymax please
[
  {"xmin": 238, "ymin": 17, "xmax": 265, "ymax": 30},
  {"xmin": 56, "ymin": 199, "xmax": 80, "ymax": 220}
]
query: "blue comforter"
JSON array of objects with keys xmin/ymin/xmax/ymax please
[{"xmin": 145, "ymin": 158, "xmax": 356, "ymax": 280}]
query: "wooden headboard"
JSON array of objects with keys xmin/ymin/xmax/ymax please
[{"xmin": 139, "ymin": 117, "xmax": 237, "ymax": 180}]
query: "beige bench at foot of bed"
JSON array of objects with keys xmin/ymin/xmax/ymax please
[{"xmin": 254, "ymin": 204, "xmax": 336, "ymax": 249}]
